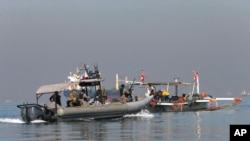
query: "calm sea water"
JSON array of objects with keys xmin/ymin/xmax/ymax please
[{"xmin": 0, "ymin": 96, "xmax": 249, "ymax": 141}]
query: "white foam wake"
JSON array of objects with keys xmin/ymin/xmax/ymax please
[
  {"xmin": 124, "ymin": 109, "xmax": 154, "ymax": 118},
  {"xmin": 30, "ymin": 119, "xmax": 47, "ymax": 123},
  {"xmin": 0, "ymin": 118, "xmax": 25, "ymax": 123},
  {"xmin": 0, "ymin": 118, "xmax": 46, "ymax": 124}
]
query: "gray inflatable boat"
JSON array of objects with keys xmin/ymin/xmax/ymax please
[{"xmin": 17, "ymin": 78, "xmax": 152, "ymax": 123}]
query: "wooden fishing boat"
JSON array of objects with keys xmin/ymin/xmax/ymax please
[{"xmin": 129, "ymin": 71, "xmax": 241, "ymax": 112}]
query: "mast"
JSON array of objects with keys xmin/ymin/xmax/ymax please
[
  {"xmin": 197, "ymin": 74, "xmax": 200, "ymax": 94},
  {"xmin": 115, "ymin": 74, "xmax": 128, "ymax": 90},
  {"xmin": 115, "ymin": 74, "xmax": 119, "ymax": 90},
  {"xmin": 174, "ymin": 76, "xmax": 179, "ymax": 96}
]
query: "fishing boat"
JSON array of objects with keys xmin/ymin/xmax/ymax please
[
  {"xmin": 130, "ymin": 71, "xmax": 241, "ymax": 112},
  {"xmin": 241, "ymin": 90, "xmax": 250, "ymax": 96},
  {"xmin": 17, "ymin": 65, "xmax": 153, "ymax": 123}
]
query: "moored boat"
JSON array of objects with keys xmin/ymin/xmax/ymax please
[
  {"xmin": 17, "ymin": 65, "xmax": 153, "ymax": 123},
  {"xmin": 241, "ymin": 90, "xmax": 250, "ymax": 96}
]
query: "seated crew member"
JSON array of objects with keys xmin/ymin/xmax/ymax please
[
  {"xmin": 99, "ymin": 87, "xmax": 107, "ymax": 104},
  {"xmin": 79, "ymin": 89, "xmax": 90, "ymax": 105},
  {"xmin": 123, "ymin": 85, "xmax": 132, "ymax": 102},
  {"xmin": 162, "ymin": 90, "xmax": 170, "ymax": 102},
  {"xmin": 69, "ymin": 89, "xmax": 80, "ymax": 107},
  {"xmin": 153, "ymin": 90, "xmax": 162, "ymax": 101},
  {"xmin": 91, "ymin": 86, "xmax": 101, "ymax": 104}
]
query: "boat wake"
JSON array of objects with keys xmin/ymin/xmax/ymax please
[
  {"xmin": 124, "ymin": 109, "xmax": 154, "ymax": 118},
  {"xmin": 0, "ymin": 118, "xmax": 25, "ymax": 124},
  {"xmin": 0, "ymin": 118, "xmax": 46, "ymax": 124}
]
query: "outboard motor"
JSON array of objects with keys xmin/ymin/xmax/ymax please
[{"xmin": 17, "ymin": 104, "xmax": 50, "ymax": 123}]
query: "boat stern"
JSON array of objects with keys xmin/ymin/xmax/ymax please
[{"xmin": 17, "ymin": 104, "xmax": 55, "ymax": 123}]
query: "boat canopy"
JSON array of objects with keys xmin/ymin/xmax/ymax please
[
  {"xmin": 36, "ymin": 78, "xmax": 104, "ymax": 94},
  {"xmin": 36, "ymin": 83, "xmax": 71, "ymax": 94}
]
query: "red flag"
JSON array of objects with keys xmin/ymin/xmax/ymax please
[
  {"xmin": 193, "ymin": 72, "xmax": 198, "ymax": 81},
  {"xmin": 141, "ymin": 72, "xmax": 145, "ymax": 83},
  {"xmin": 84, "ymin": 71, "xmax": 89, "ymax": 79}
]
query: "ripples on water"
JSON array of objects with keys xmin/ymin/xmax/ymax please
[{"xmin": 0, "ymin": 97, "xmax": 249, "ymax": 141}]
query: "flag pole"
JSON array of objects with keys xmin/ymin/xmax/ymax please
[
  {"xmin": 197, "ymin": 75, "xmax": 200, "ymax": 94},
  {"xmin": 195, "ymin": 71, "xmax": 200, "ymax": 94},
  {"xmin": 193, "ymin": 71, "xmax": 200, "ymax": 94}
]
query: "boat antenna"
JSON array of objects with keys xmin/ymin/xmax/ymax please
[
  {"xmin": 84, "ymin": 64, "xmax": 90, "ymax": 77},
  {"xmin": 94, "ymin": 63, "xmax": 98, "ymax": 73}
]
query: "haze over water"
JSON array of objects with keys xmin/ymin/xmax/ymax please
[
  {"xmin": 1, "ymin": 0, "xmax": 250, "ymax": 102},
  {"xmin": 1, "ymin": 1, "xmax": 249, "ymax": 140}
]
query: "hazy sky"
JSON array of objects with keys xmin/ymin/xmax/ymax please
[{"xmin": 1, "ymin": 0, "xmax": 250, "ymax": 102}]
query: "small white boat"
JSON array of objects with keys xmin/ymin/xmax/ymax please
[{"xmin": 241, "ymin": 90, "xmax": 250, "ymax": 96}]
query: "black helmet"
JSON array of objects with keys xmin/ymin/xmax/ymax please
[{"xmin": 120, "ymin": 84, "xmax": 125, "ymax": 88}]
